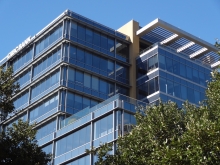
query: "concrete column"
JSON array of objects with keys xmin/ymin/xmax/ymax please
[{"xmin": 117, "ymin": 20, "xmax": 140, "ymax": 99}]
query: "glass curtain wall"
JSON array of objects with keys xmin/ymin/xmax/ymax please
[{"xmin": 35, "ymin": 24, "xmax": 62, "ymax": 57}]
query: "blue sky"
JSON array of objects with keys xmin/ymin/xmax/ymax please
[{"xmin": 0, "ymin": 0, "xmax": 219, "ymax": 59}]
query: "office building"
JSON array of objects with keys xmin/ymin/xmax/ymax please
[{"xmin": 0, "ymin": 10, "xmax": 218, "ymax": 164}]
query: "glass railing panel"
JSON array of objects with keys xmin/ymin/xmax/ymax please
[
  {"xmin": 38, "ymin": 132, "xmax": 54, "ymax": 146},
  {"xmin": 54, "ymin": 142, "xmax": 90, "ymax": 165},
  {"xmin": 57, "ymin": 113, "xmax": 91, "ymax": 137},
  {"xmin": 19, "ymin": 80, "xmax": 31, "ymax": 90},
  {"xmin": 13, "ymin": 59, "xmax": 32, "ymax": 75},
  {"xmin": 30, "ymin": 83, "xmax": 59, "ymax": 104},
  {"xmin": 30, "ymin": 107, "xmax": 58, "ymax": 125},
  {"xmin": 93, "ymin": 132, "xmax": 113, "ymax": 148},
  {"xmin": 32, "ymin": 59, "xmax": 61, "ymax": 81},
  {"xmin": 35, "ymin": 37, "xmax": 62, "ymax": 59}
]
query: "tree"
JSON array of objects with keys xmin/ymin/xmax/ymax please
[
  {"xmin": 90, "ymin": 44, "xmax": 220, "ymax": 164},
  {"xmin": 0, "ymin": 66, "xmax": 19, "ymax": 120},
  {"xmin": 0, "ymin": 120, "xmax": 51, "ymax": 165},
  {"xmin": 0, "ymin": 67, "xmax": 51, "ymax": 165}
]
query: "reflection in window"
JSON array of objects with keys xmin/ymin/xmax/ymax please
[
  {"xmin": 36, "ymin": 120, "xmax": 56, "ymax": 140},
  {"xmin": 66, "ymin": 92, "xmax": 99, "ymax": 114},
  {"xmin": 94, "ymin": 114, "xmax": 113, "ymax": 139},
  {"xmin": 12, "ymin": 48, "xmax": 32, "ymax": 73},
  {"xmin": 33, "ymin": 48, "xmax": 61, "ymax": 77},
  {"xmin": 13, "ymin": 90, "xmax": 29, "ymax": 110},
  {"xmin": 31, "ymin": 70, "xmax": 60, "ymax": 99},
  {"xmin": 69, "ymin": 45, "xmax": 115, "ymax": 79},
  {"xmin": 42, "ymin": 144, "xmax": 52, "ymax": 155},
  {"xmin": 123, "ymin": 113, "xmax": 136, "ymax": 135},
  {"xmin": 30, "ymin": 94, "xmax": 58, "ymax": 122},
  {"xmin": 116, "ymin": 85, "xmax": 129, "ymax": 96},
  {"xmin": 56, "ymin": 125, "xmax": 90, "ymax": 156},
  {"xmin": 66, "ymin": 155, "xmax": 90, "ymax": 165},
  {"xmin": 70, "ymin": 21, "xmax": 116, "ymax": 58},
  {"xmin": 15, "ymin": 69, "xmax": 31, "ymax": 88},
  {"xmin": 35, "ymin": 24, "xmax": 62, "ymax": 56},
  {"xmin": 136, "ymin": 54, "xmax": 158, "ymax": 79},
  {"xmin": 67, "ymin": 67, "xmax": 115, "ymax": 99},
  {"xmin": 116, "ymin": 40, "xmax": 129, "ymax": 62},
  {"xmin": 137, "ymin": 77, "xmax": 159, "ymax": 100}
]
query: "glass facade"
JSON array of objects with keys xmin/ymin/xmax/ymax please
[
  {"xmin": 136, "ymin": 45, "xmax": 211, "ymax": 105},
  {"xmin": 0, "ymin": 10, "xmax": 213, "ymax": 165}
]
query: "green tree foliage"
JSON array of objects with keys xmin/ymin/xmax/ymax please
[
  {"xmin": 0, "ymin": 67, "xmax": 51, "ymax": 164},
  {"xmin": 0, "ymin": 66, "xmax": 19, "ymax": 118},
  {"xmin": 90, "ymin": 43, "xmax": 220, "ymax": 164},
  {"xmin": 0, "ymin": 120, "xmax": 51, "ymax": 165}
]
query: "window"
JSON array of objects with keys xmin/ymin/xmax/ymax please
[
  {"xmin": 76, "ymin": 48, "xmax": 84, "ymax": 62},
  {"xmin": 70, "ymin": 21, "xmax": 77, "ymax": 38},
  {"xmin": 75, "ymin": 70, "xmax": 83, "ymax": 84},
  {"xmin": 93, "ymin": 32, "xmax": 100, "ymax": 47},
  {"xmin": 84, "ymin": 73, "xmax": 91, "ymax": 88},
  {"xmin": 56, "ymin": 126, "xmax": 90, "ymax": 156},
  {"xmin": 78, "ymin": 25, "xmax": 85, "ymax": 41},
  {"xmin": 94, "ymin": 114, "xmax": 113, "ymax": 139},
  {"xmin": 68, "ymin": 68, "xmax": 75, "ymax": 82},
  {"xmin": 86, "ymin": 28, "xmax": 93, "ymax": 43},
  {"xmin": 92, "ymin": 76, "xmax": 99, "ymax": 91},
  {"xmin": 69, "ymin": 45, "xmax": 76, "ymax": 59},
  {"xmin": 101, "ymin": 35, "xmax": 108, "ymax": 50}
]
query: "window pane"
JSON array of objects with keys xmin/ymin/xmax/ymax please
[
  {"xmin": 93, "ymin": 32, "xmax": 100, "ymax": 47},
  {"xmin": 159, "ymin": 77, "xmax": 166, "ymax": 93},
  {"xmin": 180, "ymin": 63, "xmax": 186, "ymax": 78},
  {"xmin": 85, "ymin": 52, "xmax": 92, "ymax": 66},
  {"xmin": 181, "ymin": 85, "xmax": 187, "ymax": 100},
  {"xmin": 92, "ymin": 55, "xmax": 100, "ymax": 68},
  {"xmin": 77, "ymin": 48, "xmax": 84, "ymax": 62},
  {"xmin": 166, "ymin": 57, "xmax": 173, "ymax": 73},
  {"xmin": 71, "ymin": 22, "xmax": 77, "ymax": 38},
  {"xmin": 186, "ymin": 66, "xmax": 193, "ymax": 81},
  {"xmin": 86, "ymin": 28, "xmax": 93, "ymax": 43},
  {"xmin": 74, "ymin": 94, "xmax": 82, "ymax": 110},
  {"xmin": 173, "ymin": 60, "xmax": 179, "ymax": 75},
  {"xmin": 70, "ymin": 45, "xmax": 76, "ymax": 59},
  {"xmin": 68, "ymin": 68, "xmax": 75, "ymax": 82},
  {"xmin": 92, "ymin": 76, "xmax": 99, "ymax": 91},
  {"xmin": 75, "ymin": 70, "xmax": 83, "ymax": 83},
  {"xmin": 99, "ymin": 79, "xmax": 107, "ymax": 93},
  {"xmin": 100, "ymin": 35, "xmax": 108, "ymax": 50},
  {"xmin": 84, "ymin": 73, "xmax": 91, "ymax": 88},
  {"xmin": 100, "ymin": 58, "xmax": 107, "ymax": 71}
]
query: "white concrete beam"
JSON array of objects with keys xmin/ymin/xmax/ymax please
[
  {"xmin": 189, "ymin": 48, "xmax": 208, "ymax": 58},
  {"xmin": 177, "ymin": 42, "xmax": 195, "ymax": 53}
]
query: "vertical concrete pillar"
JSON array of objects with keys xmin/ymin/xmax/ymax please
[{"xmin": 117, "ymin": 20, "xmax": 140, "ymax": 99}]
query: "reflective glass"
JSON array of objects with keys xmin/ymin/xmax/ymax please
[
  {"xmin": 92, "ymin": 76, "xmax": 99, "ymax": 91},
  {"xmin": 94, "ymin": 114, "xmax": 113, "ymax": 139},
  {"xmin": 36, "ymin": 120, "xmax": 56, "ymax": 140},
  {"xmin": 159, "ymin": 55, "xmax": 166, "ymax": 70},
  {"xmin": 70, "ymin": 21, "xmax": 77, "ymax": 38},
  {"xmin": 166, "ymin": 57, "xmax": 173, "ymax": 73},
  {"xmin": 75, "ymin": 70, "xmax": 83, "ymax": 84},
  {"xmin": 93, "ymin": 32, "xmax": 100, "ymax": 47},
  {"xmin": 56, "ymin": 125, "xmax": 90, "ymax": 156},
  {"xmin": 78, "ymin": 25, "xmax": 85, "ymax": 41},
  {"xmin": 30, "ymin": 94, "xmax": 58, "ymax": 122},
  {"xmin": 181, "ymin": 85, "xmax": 187, "ymax": 100},
  {"xmin": 86, "ymin": 28, "xmax": 93, "ymax": 44},
  {"xmin": 84, "ymin": 73, "xmax": 91, "ymax": 88}
]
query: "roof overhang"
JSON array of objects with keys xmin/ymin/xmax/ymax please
[
  {"xmin": 137, "ymin": 18, "xmax": 217, "ymax": 52},
  {"xmin": 137, "ymin": 19, "xmax": 219, "ymax": 68}
]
